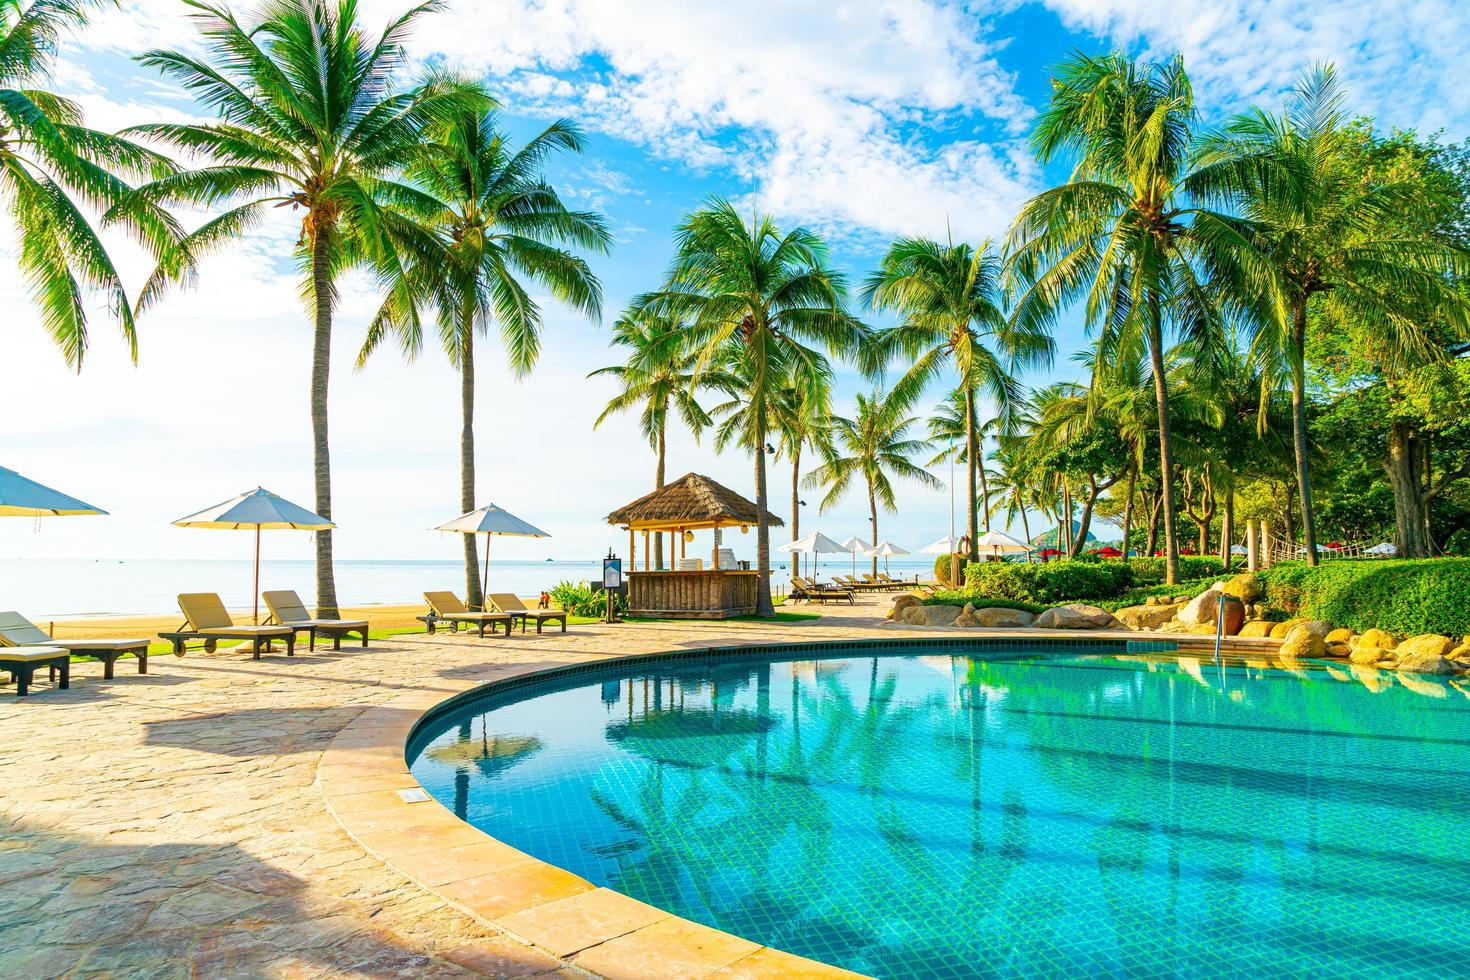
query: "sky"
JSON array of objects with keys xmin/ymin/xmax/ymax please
[{"xmin": 5, "ymin": 0, "xmax": 1470, "ymax": 566}]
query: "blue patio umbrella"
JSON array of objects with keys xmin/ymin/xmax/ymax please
[{"xmin": 0, "ymin": 465, "xmax": 106, "ymax": 517}]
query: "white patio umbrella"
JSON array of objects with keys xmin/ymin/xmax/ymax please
[
  {"xmin": 839, "ymin": 535, "xmax": 872, "ymax": 576},
  {"xmin": 1366, "ymin": 541, "xmax": 1398, "ymax": 556},
  {"xmin": 173, "ymin": 487, "xmax": 333, "ymax": 624},
  {"xmin": 919, "ymin": 535, "xmax": 962, "ymax": 554},
  {"xmin": 0, "ymin": 465, "xmax": 106, "ymax": 517},
  {"xmin": 777, "ymin": 531, "xmax": 848, "ymax": 581},
  {"xmin": 435, "ymin": 504, "xmax": 550, "ymax": 606},
  {"xmin": 974, "ymin": 529, "xmax": 1030, "ymax": 560},
  {"xmin": 867, "ymin": 540, "xmax": 910, "ymax": 575},
  {"xmin": 1230, "ymin": 544, "xmax": 1250, "ymax": 556}
]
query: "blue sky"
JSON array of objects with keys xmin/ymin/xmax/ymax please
[{"xmin": 5, "ymin": 0, "xmax": 1469, "ymax": 567}]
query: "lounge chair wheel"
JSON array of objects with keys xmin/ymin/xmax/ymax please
[{"xmin": 205, "ymin": 639, "xmax": 217, "ymax": 654}]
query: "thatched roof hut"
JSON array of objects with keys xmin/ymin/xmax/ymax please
[{"xmin": 607, "ymin": 473, "xmax": 784, "ymax": 530}]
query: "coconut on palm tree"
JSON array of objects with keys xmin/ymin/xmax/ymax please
[
  {"xmin": 805, "ymin": 390, "xmax": 942, "ymax": 576},
  {"xmin": 1, "ymin": 0, "xmax": 176, "ymax": 367},
  {"xmin": 127, "ymin": 0, "xmax": 486, "ymax": 617},
  {"xmin": 642, "ymin": 199, "xmax": 864, "ymax": 617},
  {"xmin": 1006, "ymin": 52, "xmax": 1259, "ymax": 585},
  {"xmin": 865, "ymin": 237, "xmax": 1050, "ymax": 564},
  {"xmin": 363, "ymin": 106, "xmax": 609, "ymax": 607}
]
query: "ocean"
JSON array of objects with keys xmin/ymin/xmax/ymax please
[{"xmin": 0, "ymin": 556, "xmax": 937, "ymax": 618}]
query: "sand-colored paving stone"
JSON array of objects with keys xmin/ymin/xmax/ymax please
[{"xmin": 0, "ymin": 598, "xmax": 1281, "ymax": 977}]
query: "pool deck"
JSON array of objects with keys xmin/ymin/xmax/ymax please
[{"xmin": 0, "ymin": 601, "xmax": 1284, "ymax": 978}]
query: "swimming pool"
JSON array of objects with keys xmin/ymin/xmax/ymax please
[{"xmin": 407, "ymin": 643, "xmax": 1470, "ymax": 978}]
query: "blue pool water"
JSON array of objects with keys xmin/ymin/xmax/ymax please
[{"xmin": 407, "ymin": 646, "xmax": 1470, "ymax": 978}]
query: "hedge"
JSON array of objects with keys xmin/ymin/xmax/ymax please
[
  {"xmin": 1258, "ymin": 558, "xmax": 1470, "ymax": 637},
  {"xmin": 963, "ymin": 559, "xmax": 1134, "ymax": 605},
  {"xmin": 923, "ymin": 593, "xmax": 1048, "ymax": 613},
  {"xmin": 1129, "ymin": 555, "xmax": 1229, "ymax": 584}
]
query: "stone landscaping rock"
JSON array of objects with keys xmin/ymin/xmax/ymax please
[
  {"xmin": 1395, "ymin": 634, "xmax": 1454, "ymax": 660},
  {"xmin": 1115, "ymin": 602, "xmax": 1183, "ymax": 631},
  {"xmin": 1177, "ymin": 589, "xmax": 1223, "ymax": 628},
  {"xmin": 1358, "ymin": 628, "xmax": 1398, "ymax": 652},
  {"xmin": 1187, "ymin": 624, "xmax": 1219, "ymax": 635},
  {"xmin": 1279, "ymin": 626, "xmax": 1326, "ymax": 660},
  {"xmin": 1394, "ymin": 643, "xmax": 1460, "ymax": 675},
  {"xmin": 1034, "ymin": 603, "xmax": 1120, "ymax": 630},
  {"xmin": 1295, "ymin": 620, "xmax": 1334, "ymax": 639},
  {"xmin": 1237, "ymin": 620, "xmax": 1274, "ymax": 638},
  {"xmin": 1270, "ymin": 618, "xmax": 1306, "ymax": 639},
  {"xmin": 901, "ymin": 604, "xmax": 963, "ymax": 627},
  {"xmin": 953, "ymin": 603, "xmax": 977, "ymax": 627},
  {"xmin": 1220, "ymin": 573, "xmax": 1264, "ymax": 604},
  {"xmin": 972, "ymin": 606, "xmax": 1035, "ymax": 628},
  {"xmin": 1350, "ymin": 645, "xmax": 1387, "ymax": 666},
  {"xmin": 1325, "ymin": 627, "xmax": 1356, "ymax": 644},
  {"xmin": 1325, "ymin": 642, "xmax": 1351, "ymax": 658},
  {"xmin": 888, "ymin": 594, "xmax": 922, "ymax": 620}
]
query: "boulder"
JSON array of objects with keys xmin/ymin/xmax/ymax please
[
  {"xmin": 1394, "ymin": 644, "xmax": 1460, "ymax": 675},
  {"xmin": 1295, "ymin": 620, "xmax": 1334, "ymax": 639},
  {"xmin": 1325, "ymin": 627, "xmax": 1356, "ymax": 645},
  {"xmin": 901, "ymin": 604, "xmax": 963, "ymax": 627},
  {"xmin": 1450, "ymin": 643, "xmax": 1470, "ymax": 664},
  {"xmin": 1237, "ymin": 620, "xmax": 1274, "ymax": 638},
  {"xmin": 1395, "ymin": 634, "xmax": 1454, "ymax": 660},
  {"xmin": 1350, "ymin": 645, "xmax": 1389, "ymax": 666},
  {"xmin": 953, "ymin": 603, "xmax": 977, "ymax": 627},
  {"xmin": 1279, "ymin": 626, "xmax": 1326, "ymax": 660},
  {"xmin": 888, "ymin": 594, "xmax": 922, "ymax": 621},
  {"xmin": 1358, "ymin": 628, "xmax": 1398, "ymax": 652},
  {"xmin": 1034, "ymin": 603, "xmax": 1120, "ymax": 630},
  {"xmin": 1325, "ymin": 641, "xmax": 1351, "ymax": 658},
  {"xmin": 1114, "ymin": 602, "xmax": 1184, "ymax": 631},
  {"xmin": 1188, "ymin": 623, "xmax": 1219, "ymax": 635},
  {"xmin": 1220, "ymin": 573, "xmax": 1265, "ymax": 604},
  {"xmin": 972, "ymin": 606, "xmax": 1035, "ymax": 628},
  {"xmin": 1270, "ymin": 618, "xmax": 1306, "ymax": 639},
  {"xmin": 1177, "ymin": 589, "xmax": 1223, "ymax": 628}
]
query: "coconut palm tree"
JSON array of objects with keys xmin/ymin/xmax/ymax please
[
  {"xmin": 987, "ymin": 440, "xmax": 1035, "ymax": 548},
  {"xmin": 127, "ymin": 0, "xmax": 486, "ymax": 617},
  {"xmin": 926, "ymin": 388, "xmax": 999, "ymax": 534},
  {"xmin": 1, "ymin": 0, "xmax": 176, "ymax": 368},
  {"xmin": 805, "ymin": 390, "xmax": 942, "ymax": 576},
  {"xmin": 1195, "ymin": 65, "xmax": 1470, "ymax": 561},
  {"xmin": 770, "ymin": 381, "xmax": 833, "ymax": 543},
  {"xmin": 865, "ymin": 237, "xmax": 1051, "ymax": 563},
  {"xmin": 1006, "ymin": 52, "xmax": 1259, "ymax": 585},
  {"xmin": 361, "ymin": 107, "xmax": 609, "ymax": 607},
  {"xmin": 591, "ymin": 306, "xmax": 730, "ymax": 570},
  {"xmin": 642, "ymin": 199, "xmax": 863, "ymax": 617}
]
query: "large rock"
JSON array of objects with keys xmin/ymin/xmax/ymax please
[
  {"xmin": 1034, "ymin": 604, "xmax": 1120, "ymax": 630},
  {"xmin": 1358, "ymin": 628, "xmax": 1398, "ymax": 652},
  {"xmin": 1270, "ymin": 618, "xmax": 1306, "ymax": 639},
  {"xmin": 953, "ymin": 603, "xmax": 977, "ymax": 627},
  {"xmin": 1115, "ymin": 602, "xmax": 1183, "ymax": 630},
  {"xmin": 1279, "ymin": 626, "xmax": 1326, "ymax": 660},
  {"xmin": 1350, "ymin": 645, "xmax": 1390, "ymax": 666},
  {"xmin": 972, "ymin": 606, "xmax": 1035, "ymax": 628},
  {"xmin": 901, "ymin": 604, "xmax": 963, "ymax": 627},
  {"xmin": 1176, "ymin": 588, "xmax": 1222, "ymax": 628},
  {"xmin": 1220, "ymin": 573, "xmax": 1264, "ymax": 604},
  {"xmin": 1325, "ymin": 627, "xmax": 1356, "ymax": 645},
  {"xmin": 888, "ymin": 594, "xmax": 923, "ymax": 621},
  {"xmin": 1395, "ymin": 634, "xmax": 1454, "ymax": 660},
  {"xmin": 1294, "ymin": 620, "xmax": 1334, "ymax": 639},
  {"xmin": 1237, "ymin": 620, "xmax": 1274, "ymax": 638},
  {"xmin": 1325, "ymin": 641, "xmax": 1351, "ymax": 658}
]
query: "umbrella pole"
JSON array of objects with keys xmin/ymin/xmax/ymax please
[
  {"xmin": 253, "ymin": 525, "xmax": 261, "ymax": 625},
  {"xmin": 481, "ymin": 535, "xmax": 491, "ymax": 608}
]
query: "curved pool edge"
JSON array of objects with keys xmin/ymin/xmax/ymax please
[{"xmin": 317, "ymin": 630, "xmax": 1281, "ymax": 978}]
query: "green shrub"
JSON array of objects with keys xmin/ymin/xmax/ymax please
[
  {"xmin": 933, "ymin": 553, "xmax": 958, "ymax": 583},
  {"xmin": 1258, "ymin": 558, "xmax": 1470, "ymax": 636},
  {"xmin": 1129, "ymin": 555, "xmax": 1225, "ymax": 584},
  {"xmin": 1090, "ymin": 577, "xmax": 1221, "ymax": 612},
  {"xmin": 962, "ymin": 559, "xmax": 1134, "ymax": 605},
  {"xmin": 549, "ymin": 580, "xmax": 627, "ymax": 618},
  {"xmin": 923, "ymin": 592, "xmax": 1047, "ymax": 613}
]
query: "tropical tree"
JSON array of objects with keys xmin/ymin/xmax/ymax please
[
  {"xmin": 865, "ymin": 237, "xmax": 1051, "ymax": 562},
  {"xmin": 1006, "ymin": 52, "xmax": 1259, "ymax": 584},
  {"xmin": 770, "ymin": 381, "xmax": 833, "ymax": 542},
  {"xmin": 805, "ymin": 390, "xmax": 942, "ymax": 575},
  {"xmin": 1197, "ymin": 65, "xmax": 1470, "ymax": 561},
  {"xmin": 127, "ymin": 0, "xmax": 486, "ymax": 616},
  {"xmin": 591, "ymin": 306, "xmax": 728, "ymax": 570},
  {"xmin": 927, "ymin": 388, "xmax": 998, "ymax": 534},
  {"xmin": 1, "ymin": 0, "xmax": 175, "ymax": 367},
  {"xmin": 987, "ymin": 439, "xmax": 1036, "ymax": 548},
  {"xmin": 362, "ymin": 107, "xmax": 609, "ymax": 607},
  {"xmin": 641, "ymin": 199, "xmax": 864, "ymax": 616}
]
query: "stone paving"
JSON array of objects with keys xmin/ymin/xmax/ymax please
[{"xmin": 0, "ymin": 601, "xmax": 1272, "ymax": 978}]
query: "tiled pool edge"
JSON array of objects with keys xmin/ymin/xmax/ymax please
[{"xmin": 317, "ymin": 630, "xmax": 1277, "ymax": 979}]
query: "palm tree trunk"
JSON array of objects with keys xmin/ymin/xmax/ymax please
[
  {"xmin": 977, "ymin": 428, "xmax": 991, "ymax": 534},
  {"xmin": 1290, "ymin": 298, "xmax": 1319, "ymax": 566},
  {"xmin": 1221, "ymin": 487, "xmax": 1234, "ymax": 572},
  {"xmin": 310, "ymin": 228, "xmax": 338, "ymax": 619},
  {"xmin": 964, "ymin": 386, "xmax": 979, "ymax": 560},
  {"xmin": 754, "ymin": 428, "xmax": 774, "ymax": 617},
  {"xmin": 1387, "ymin": 420, "xmax": 1432, "ymax": 557},
  {"xmin": 869, "ymin": 483, "xmax": 879, "ymax": 578},
  {"xmin": 791, "ymin": 444, "xmax": 801, "ymax": 541},
  {"xmin": 1121, "ymin": 464, "xmax": 1135, "ymax": 565},
  {"xmin": 1018, "ymin": 502, "xmax": 1031, "ymax": 556},
  {"xmin": 654, "ymin": 424, "xmax": 666, "ymax": 569},
  {"xmin": 460, "ymin": 322, "xmax": 481, "ymax": 610},
  {"xmin": 1148, "ymin": 308, "xmax": 1181, "ymax": 585}
]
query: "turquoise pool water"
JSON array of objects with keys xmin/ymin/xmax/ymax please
[{"xmin": 407, "ymin": 645, "xmax": 1470, "ymax": 978}]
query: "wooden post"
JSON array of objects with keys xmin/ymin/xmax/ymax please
[
  {"xmin": 643, "ymin": 530, "xmax": 651, "ymax": 571},
  {"xmin": 679, "ymin": 528, "xmax": 686, "ymax": 561},
  {"xmin": 711, "ymin": 523, "xmax": 720, "ymax": 569},
  {"xmin": 1246, "ymin": 519, "xmax": 1258, "ymax": 572},
  {"xmin": 628, "ymin": 527, "xmax": 635, "ymax": 570},
  {"xmin": 1260, "ymin": 520, "xmax": 1272, "ymax": 569}
]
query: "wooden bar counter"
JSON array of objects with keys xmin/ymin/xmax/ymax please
[{"xmin": 627, "ymin": 569, "xmax": 761, "ymax": 619}]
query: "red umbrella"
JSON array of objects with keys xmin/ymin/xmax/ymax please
[
  {"xmin": 1327, "ymin": 541, "xmax": 1344, "ymax": 550},
  {"xmin": 1093, "ymin": 546, "xmax": 1123, "ymax": 558},
  {"xmin": 1040, "ymin": 547, "xmax": 1060, "ymax": 558}
]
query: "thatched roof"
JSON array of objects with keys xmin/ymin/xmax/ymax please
[{"xmin": 607, "ymin": 472, "xmax": 784, "ymax": 529}]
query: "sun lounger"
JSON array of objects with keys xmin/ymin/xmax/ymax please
[
  {"xmin": 262, "ymin": 591, "xmax": 369, "ymax": 651},
  {"xmin": 864, "ymin": 574, "xmax": 905, "ymax": 591},
  {"xmin": 160, "ymin": 593, "xmax": 296, "ymax": 659},
  {"xmin": 486, "ymin": 593, "xmax": 568, "ymax": 634},
  {"xmin": 791, "ymin": 576, "xmax": 855, "ymax": 604},
  {"xmin": 421, "ymin": 592, "xmax": 513, "ymax": 637},
  {"xmin": 0, "ymin": 646, "xmax": 69, "ymax": 696},
  {"xmin": 837, "ymin": 575, "xmax": 885, "ymax": 591},
  {"xmin": 0, "ymin": 611, "xmax": 149, "ymax": 679}
]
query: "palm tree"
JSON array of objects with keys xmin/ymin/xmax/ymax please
[
  {"xmin": 1006, "ymin": 52, "xmax": 1258, "ymax": 585},
  {"xmin": 362, "ymin": 108, "xmax": 609, "ymax": 607},
  {"xmin": 642, "ymin": 199, "xmax": 863, "ymax": 617},
  {"xmin": 1196, "ymin": 65, "xmax": 1470, "ymax": 561},
  {"xmin": 926, "ymin": 388, "xmax": 999, "ymax": 534},
  {"xmin": 805, "ymin": 391, "xmax": 942, "ymax": 575},
  {"xmin": 1, "ymin": 0, "xmax": 175, "ymax": 367},
  {"xmin": 987, "ymin": 440, "xmax": 1035, "ymax": 548},
  {"xmin": 128, "ymin": 0, "xmax": 485, "ymax": 617},
  {"xmin": 771, "ymin": 381, "xmax": 833, "ymax": 543},
  {"xmin": 865, "ymin": 237, "xmax": 1051, "ymax": 563},
  {"xmin": 591, "ymin": 306, "xmax": 725, "ymax": 570}
]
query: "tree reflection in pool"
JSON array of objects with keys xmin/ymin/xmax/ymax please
[{"xmin": 407, "ymin": 650, "xmax": 1470, "ymax": 979}]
